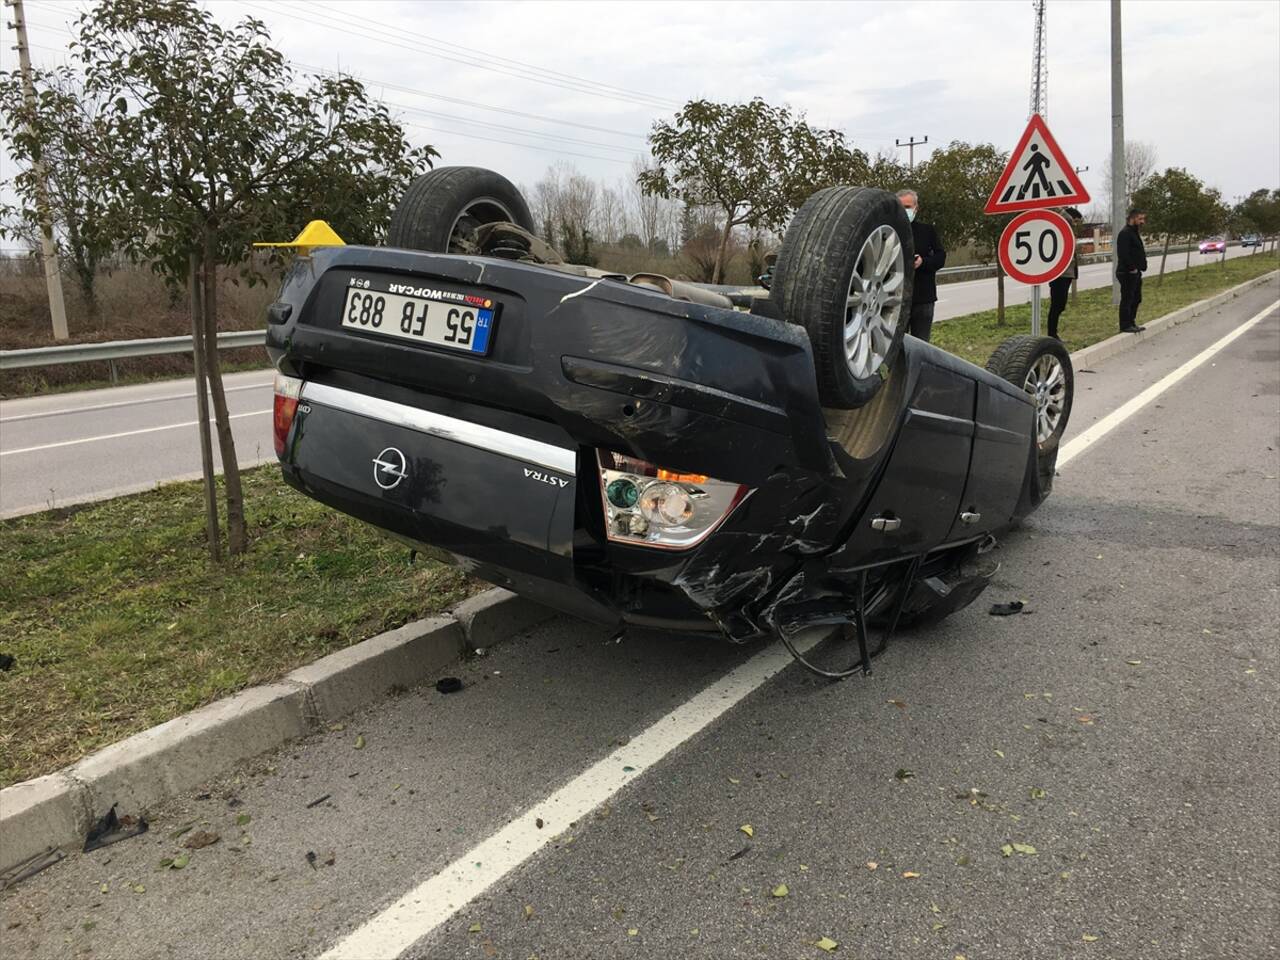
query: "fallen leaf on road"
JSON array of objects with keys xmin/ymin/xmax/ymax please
[
  {"xmin": 627, "ymin": 928, "xmax": 639, "ymax": 937},
  {"xmin": 728, "ymin": 777, "xmax": 741, "ymax": 784},
  {"xmin": 772, "ymin": 884, "xmax": 789, "ymax": 898},
  {"xmin": 169, "ymin": 824, "xmax": 193, "ymax": 840},
  {"xmin": 1125, "ymin": 660, "xmax": 1142, "ymax": 666},
  {"xmin": 468, "ymin": 922, "xmax": 481, "ymax": 933},
  {"xmin": 524, "ymin": 904, "xmax": 534, "ymax": 920},
  {"xmin": 1030, "ymin": 788, "xmax": 1046, "ymax": 800},
  {"xmin": 1076, "ymin": 715, "xmax": 1095, "ymax": 725},
  {"xmin": 182, "ymin": 831, "xmax": 219, "ymax": 850},
  {"xmin": 354, "ymin": 734, "xmax": 366, "ymax": 750},
  {"xmin": 1012, "ymin": 843, "xmax": 1038, "ymax": 855},
  {"xmin": 99, "ymin": 883, "xmax": 108, "ymax": 894},
  {"xmin": 901, "ymin": 871, "xmax": 920, "ymax": 878},
  {"xmin": 1001, "ymin": 844, "xmax": 1014, "ymax": 858},
  {"xmin": 887, "ymin": 699, "xmax": 907, "ymax": 709},
  {"xmin": 994, "ymin": 749, "xmax": 1005, "ymax": 758},
  {"xmin": 815, "ymin": 936, "xmax": 839, "ymax": 952},
  {"xmin": 740, "ymin": 824, "xmax": 754, "ymax": 838},
  {"xmin": 866, "ymin": 861, "xmax": 878, "ymax": 870},
  {"xmin": 1083, "ymin": 934, "xmax": 1099, "ymax": 942},
  {"xmin": 236, "ymin": 814, "xmax": 251, "ymax": 827},
  {"xmin": 132, "ymin": 884, "xmax": 145, "ymax": 894},
  {"xmin": 894, "ymin": 768, "xmax": 915, "ymax": 781},
  {"xmin": 170, "ymin": 854, "xmax": 189, "ymax": 870}
]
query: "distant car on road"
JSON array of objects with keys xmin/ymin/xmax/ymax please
[
  {"xmin": 1240, "ymin": 235, "xmax": 1262, "ymax": 248},
  {"xmin": 1199, "ymin": 237, "xmax": 1227, "ymax": 254}
]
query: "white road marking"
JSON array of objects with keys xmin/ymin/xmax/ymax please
[
  {"xmin": 318, "ymin": 629, "xmax": 823, "ymax": 960},
  {"xmin": 1059, "ymin": 301, "xmax": 1276, "ymax": 468},
  {"xmin": 0, "ymin": 378, "xmax": 272, "ymax": 424},
  {"xmin": 0, "ymin": 409, "xmax": 273, "ymax": 457}
]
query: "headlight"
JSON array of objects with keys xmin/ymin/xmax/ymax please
[{"xmin": 597, "ymin": 450, "xmax": 750, "ymax": 549}]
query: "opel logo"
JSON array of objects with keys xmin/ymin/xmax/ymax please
[{"xmin": 372, "ymin": 447, "xmax": 408, "ymax": 490}]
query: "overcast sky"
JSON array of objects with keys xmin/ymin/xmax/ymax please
[{"xmin": 8, "ymin": 0, "xmax": 1280, "ymax": 210}]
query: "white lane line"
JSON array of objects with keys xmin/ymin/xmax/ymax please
[
  {"xmin": 318, "ymin": 630, "xmax": 823, "ymax": 960},
  {"xmin": 1059, "ymin": 300, "xmax": 1276, "ymax": 468},
  {"xmin": 0, "ymin": 378, "xmax": 272, "ymax": 424},
  {"xmin": 0, "ymin": 409, "xmax": 272, "ymax": 457}
]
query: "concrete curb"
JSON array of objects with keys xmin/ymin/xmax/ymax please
[
  {"xmin": 0, "ymin": 588, "xmax": 555, "ymax": 878},
  {"xmin": 1070, "ymin": 270, "xmax": 1278, "ymax": 370}
]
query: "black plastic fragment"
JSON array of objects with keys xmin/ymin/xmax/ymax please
[
  {"xmin": 83, "ymin": 804, "xmax": 149, "ymax": 853},
  {"xmin": 988, "ymin": 601, "xmax": 1025, "ymax": 616},
  {"xmin": 435, "ymin": 677, "xmax": 463, "ymax": 694}
]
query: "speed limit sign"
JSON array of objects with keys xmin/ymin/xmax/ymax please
[{"xmin": 998, "ymin": 209, "xmax": 1076, "ymax": 285}]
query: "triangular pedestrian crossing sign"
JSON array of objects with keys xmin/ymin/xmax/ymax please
[{"xmin": 985, "ymin": 113, "xmax": 1090, "ymax": 214}]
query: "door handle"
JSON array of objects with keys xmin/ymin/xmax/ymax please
[
  {"xmin": 960, "ymin": 511, "xmax": 982, "ymax": 525},
  {"xmin": 870, "ymin": 516, "xmax": 901, "ymax": 533}
]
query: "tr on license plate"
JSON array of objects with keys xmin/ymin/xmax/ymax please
[{"xmin": 340, "ymin": 288, "xmax": 494, "ymax": 354}]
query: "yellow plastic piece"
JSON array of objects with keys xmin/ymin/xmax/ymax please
[{"xmin": 253, "ymin": 220, "xmax": 345, "ymax": 256}]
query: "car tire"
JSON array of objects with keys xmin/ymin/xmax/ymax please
[
  {"xmin": 985, "ymin": 334, "xmax": 1074, "ymax": 451},
  {"xmin": 771, "ymin": 186, "xmax": 914, "ymax": 408},
  {"xmin": 388, "ymin": 166, "xmax": 536, "ymax": 254}
]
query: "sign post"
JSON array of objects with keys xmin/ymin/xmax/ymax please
[{"xmin": 985, "ymin": 114, "xmax": 1090, "ymax": 338}]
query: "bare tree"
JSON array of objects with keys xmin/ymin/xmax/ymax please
[{"xmin": 1101, "ymin": 140, "xmax": 1158, "ymax": 210}]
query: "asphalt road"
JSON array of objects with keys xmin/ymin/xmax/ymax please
[
  {"xmin": 0, "ymin": 244, "xmax": 1265, "ymax": 518},
  {"xmin": 2, "ymin": 279, "xmax": 1276, "ymax": 960}
]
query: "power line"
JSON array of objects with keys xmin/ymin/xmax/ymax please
[
  {"xmin": 400, "ymin": 122, "xmax": 633, "ymax": 166},
  {"xmin": 384, "ymin": 101, "xmax": 637, "ymax": 154},
  {"xmin": 238, "ymin": 0, "xmax": 678, "ymax": 110},
  {"xmin": 259, "ymin": 0, "xmax": 679, "ymax": 108}
]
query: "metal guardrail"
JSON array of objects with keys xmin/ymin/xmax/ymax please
[{"xmin": 0, "ymin": 329, "xmax": 266, "ymax": 382}]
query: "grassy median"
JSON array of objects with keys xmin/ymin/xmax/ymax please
[
  {"xmin": 0, "ymin": 467, "xmax": 476, "ymax": 787},
  {"xmin": 932, "ymin": 250, "xmax": 1278, "ymax": 366}
]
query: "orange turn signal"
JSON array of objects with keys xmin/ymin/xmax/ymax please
[{"xmin": 657, "ymin": 469, "xmax": 709, "ymax": 484}]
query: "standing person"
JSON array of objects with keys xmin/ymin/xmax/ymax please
[
  {"xmin": 1116, "ymin": 207, "xmax": 1148, "ymax": 333},
  {"xmin": 896, "ymin": 189, "xmax": 946, "ymax": 342},
  {"xmin": 1046, "ymin": 207, "xmax": 1083, "ymax": 341}
]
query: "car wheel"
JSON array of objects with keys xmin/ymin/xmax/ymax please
[
  {"xmin": 388, "ymin": 166, "xmax": 536, "ymax": 254},
  {"xmin": 985, "ymin": 335, "xmax": 1074, "ymax": 450},
  {"xmin": 771, "ymin": 187, "xmax": 914, "ymax": 408}
]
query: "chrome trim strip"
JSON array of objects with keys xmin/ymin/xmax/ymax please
[{"xmin": 300, "ymin": 381, "xmax": 576, "ymax": 476}]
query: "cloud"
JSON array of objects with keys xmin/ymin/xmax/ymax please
[{"xmin": 14, "ymin": 0, "xmax": 1279, "ymax": 203}]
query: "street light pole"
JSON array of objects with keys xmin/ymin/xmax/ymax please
[{"xmin": 1110, "ymin": 0, "xmax": 1125, "ymax": 307}]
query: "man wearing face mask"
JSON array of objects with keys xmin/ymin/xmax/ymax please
[{"xmin": 897, "ymin": 189, "xmax": 946, "ymax": 341}]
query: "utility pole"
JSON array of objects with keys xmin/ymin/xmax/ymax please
[
  {"xmin": 7, "ymin": 0, "xmax": 69, "ymax": 340},
  {"xmin": 1110, "ymin": 0, "xmax": 1125, "ymax": 306},
  {"xmin": 896, "ymin": 135, "xmax": 928, "ymax": 173}
]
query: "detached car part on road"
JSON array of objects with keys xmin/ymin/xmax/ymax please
[{"xmin": 267, "ymin": 167, "xmax": 1073, "ymax": 677}]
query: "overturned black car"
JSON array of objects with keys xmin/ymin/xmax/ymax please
[{"xmin": 267, "ymin": 167, "xmax": 1073, "ymax": 677}]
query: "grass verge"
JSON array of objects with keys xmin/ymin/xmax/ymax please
[
  {"xmin": 0, "ymin": 467, "xmax": 476, "ymax": 787},
  {"xmin": 932, "ymin": 251, "xmax": 1278, "ymax": 366}
]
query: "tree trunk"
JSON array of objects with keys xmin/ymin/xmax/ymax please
[
  {"xmin": 713, "ymin": 217, "xmax": 734, "ymax": 285},
  {"xmin": 996, "ymin": 262, "xmax": 1006, "ymax": 325},
  {"xmin": 1185, "ymin": 239, "xmax": 1191, "ymax": 272},
  {"xmin": 1158, "ymin": 234, "xmax": 1170, "ymax": 285},
  {"xmin": 201, "ymin": 230, "xmax": 247, "ymax": 556},
  {"xmin": 190, "ymin": 252, "xmax": 221, "ymax": 562}
]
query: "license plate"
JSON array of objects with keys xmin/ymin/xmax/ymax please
[{"xmin": 340, "ymin": 288, "xmax": 494, "ymax": 355}]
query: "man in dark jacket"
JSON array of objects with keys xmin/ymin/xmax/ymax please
[
  {"xmin": 1116, "ymin": 207, "xmax": 1148, "ymax": 333},
  {"xmin": 1046, "ymin": 207, "xmax": 1083, "ymax": 340},
  {"xmin": 897, "ymin": 190, "xmax": 946, "ymax": 341}
]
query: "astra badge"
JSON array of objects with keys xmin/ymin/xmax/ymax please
[
  {"xmin": 524, "ymin": 467, "xmax": 569, "ymax": 489},
  {"xmin": 372, "ymin": 447, "xmax": 409, "ymax": 490}
]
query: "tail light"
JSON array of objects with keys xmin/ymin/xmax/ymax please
[
  {"xmin": 597, "ymin": 450, "xmax": 750, "ymax": 550},
  {"xmin": 273, "ymin": 373, "xmax": 303, "ymax": 457}
]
